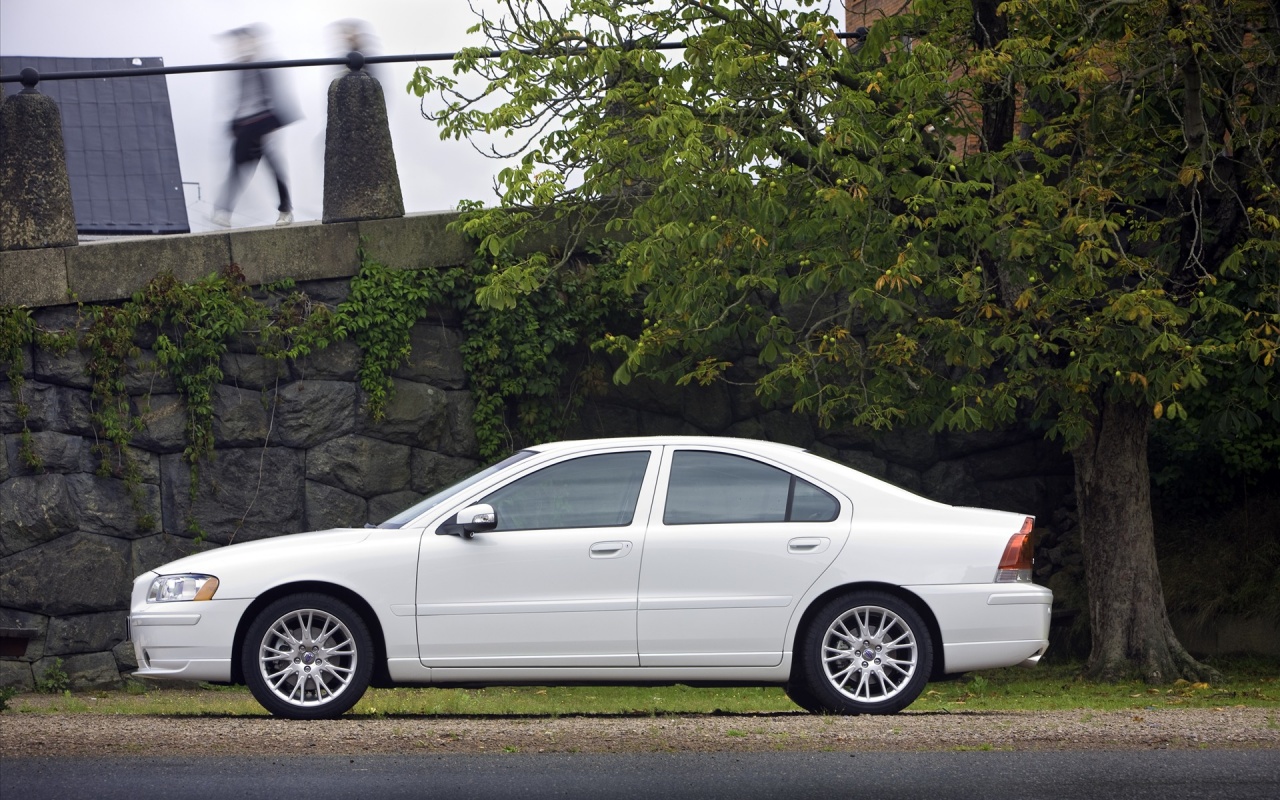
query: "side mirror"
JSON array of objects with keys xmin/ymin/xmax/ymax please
[{"xmin": 435, "ymin": 504, "xmax": 497, "ymax": 538}]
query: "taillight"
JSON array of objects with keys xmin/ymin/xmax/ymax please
[{"xmin": 995, "ymin": 516, "xmax": 1034, "ymax": 583}]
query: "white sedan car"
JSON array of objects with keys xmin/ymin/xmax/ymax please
[{"xmin": 130, "ymin": 436, "xmax": 1051, "ymax": 719}]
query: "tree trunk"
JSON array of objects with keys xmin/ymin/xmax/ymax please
[{"xmin": 1072, "ymin": 398, "xmax": 1218, "ymax": 683}]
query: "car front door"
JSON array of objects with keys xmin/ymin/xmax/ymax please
[
  {"xmin": 416, "ymin": 447, "xmax": 658, "ymax": 668},
  {"xmin": 637, "ymin": 447, "xmax": 851, "ymax": 667}
]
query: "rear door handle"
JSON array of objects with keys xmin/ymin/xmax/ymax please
[
  {"xmin": 590, "ymin": 541, "xmax": 633, "ymax": 559},
  {"xmin": 788, "ymin": 537, "xmax": 830, "ymax": 554}
]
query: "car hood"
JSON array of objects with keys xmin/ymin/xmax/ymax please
[{"xmin": 144, "ymin": 528, "xmax": 373, "ymax": 577}]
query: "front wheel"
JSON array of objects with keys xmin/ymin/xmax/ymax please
[
  {"xmin": 242, "ymin": 593, "xmax": 373, "ymax": 719},
  {"xmin": 797, "ymin": 591, "xmax": 933, "ymax": 715}
]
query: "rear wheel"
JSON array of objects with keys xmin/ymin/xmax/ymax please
[
  {"xmin": 797, "ymin": 591, "xmax": 932, "ymax": 715},
  {"xmin": 242, "ymin": 593, "xmax": 373, "ymax": 720}
]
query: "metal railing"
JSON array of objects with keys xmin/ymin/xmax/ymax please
[{"xmin": 1, "ymin": 31, "xmax": 864, "ymax": 87}]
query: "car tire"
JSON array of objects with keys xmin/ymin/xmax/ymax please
[
  {"xmin": 797, "ymin": 590, "xmax": 932, "ymax": 715},
  {"xmin": 242, "ymin": 593, "xmax": 373, "ymax": 720}
]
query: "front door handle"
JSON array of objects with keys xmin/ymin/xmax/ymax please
[
  {"xmin": 590, "ymin": 540, "xmax": 633, "ymax": 559},
  {"xmin": 788, "ymin": 537, "xmax": 830, "ymax": 554}
]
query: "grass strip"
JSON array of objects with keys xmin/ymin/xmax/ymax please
[{"xmin": 4, "ymin": 658, "xmax": 1276, "ymax": 718}]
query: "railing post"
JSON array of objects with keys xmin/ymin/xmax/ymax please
[
  {"xmin": 322, "ymin": 52, "xmax": 404, "ymax": 224},
  {"xmin": 0, "ymin": 69, "xmax": 77, "ymax": 250}
]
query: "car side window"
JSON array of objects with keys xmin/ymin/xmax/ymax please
[
  {"xmin": 481, "ymin": 451, "xmax": 651, "ymax": 531},
  {"xmin": 663, "ymin": 450, "xmax": 839, "ymax": 525}
]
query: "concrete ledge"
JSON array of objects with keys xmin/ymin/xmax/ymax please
[
  {"xmin": 0, "ymin": 247, "xmax": 69, "ymax": 306},
  {"xmin": 230, "ymin": 220, "xmax": 360, "ymax": 285},
  {"xmin": 358, "ymin": 212, "xmax": 472, "ymax": 271},
  {"xmin": 2, "ymin": 209, "xmax": 615, "ymax": 308},
  {"xmin": 66, "ymin": 231, "xmax": 233, "ymax": 304}
]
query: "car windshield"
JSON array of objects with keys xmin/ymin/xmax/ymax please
[{"xmin": 376, "ymin": 451, "xmax": 535, "ymax": 529}]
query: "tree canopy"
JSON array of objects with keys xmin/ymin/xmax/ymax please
[{"xmin": 413, "ymin": 0, "xmax": 1279, "ymax": 680}]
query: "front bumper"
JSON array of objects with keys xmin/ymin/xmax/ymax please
[{"xmin": 128, "ymin": 576, "xmax": 251, "ymax": 683}]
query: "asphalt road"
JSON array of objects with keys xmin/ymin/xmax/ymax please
[{"xmin": 5, "ymin": 750, "xmax": 1279, "ymax": 800}]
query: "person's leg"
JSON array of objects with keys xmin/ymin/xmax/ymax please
[
  {"xmin": 260, "ymin": 133, "xmax": 292, "ymax": 219},
  {"xmin": 214, "ymin": 133, "xmax": 259, "ymax": 225}
]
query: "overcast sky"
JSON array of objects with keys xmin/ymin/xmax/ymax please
[{"xmin": 1, "ymin": 0, "xmax": 502, "ymax": 230}]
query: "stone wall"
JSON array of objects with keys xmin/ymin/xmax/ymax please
[{"xmin": 0, "ymin": 280, "xmax": 484, "ymax": 690}]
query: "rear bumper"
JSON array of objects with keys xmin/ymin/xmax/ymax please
[{"xmin": 908, "ymin": 583, "xmax": 1052, "ymax": 674}]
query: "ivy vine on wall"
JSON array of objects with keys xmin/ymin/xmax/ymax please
[{"xmin": 0, "ymin": 244, "xmax": 634, "ymax": 535}]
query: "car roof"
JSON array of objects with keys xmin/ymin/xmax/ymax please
[{"xmin": 525, "ymin": 436, "xmax": 810, "ymax": 456}]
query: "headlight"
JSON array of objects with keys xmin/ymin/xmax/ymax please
[{"xmin": 147, "ymin": 574, "xmax": 220, "ymax": 602}]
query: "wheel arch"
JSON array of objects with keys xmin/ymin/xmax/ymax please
[
  {"xmin": 230, "ymin": 581, "xmax": 392, "ymax": 688},
  {"xmin": 791, "ymin": 581, "xmax": 947, "ymax": 682}
]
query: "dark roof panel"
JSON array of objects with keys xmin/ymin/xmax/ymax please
[{"xmin": 1, "ymin": 55, "xmax": 190, "ymax": 235}]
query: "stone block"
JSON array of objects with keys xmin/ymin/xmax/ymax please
[
  {"xmin": 37, "ymin": 651, "xmax": 121, "ymax": 690},
  {"xmin": 112, "ymin": 639, "xmax": 138, "ymax": 672},
  {"xmin": 45, "ymin": 610, "xmax": 127, "ymax": 656},
  {"xmin": 836, "ymin": 449, "xmax": 889, "ymax": 480},
  {"xmin": 67, "ymin": 473, "xmax": 160, "ymax": 538},
  {"xmin": 292, "ymin": 277, "xmax": 352, "ymax": 306},
  {"xmin": 57, "ymin": 385, "xmax": 96, "ymax": 437},
  {"xmin": 358, "ymin": 212, "xmax": 471, "ymax": 271},
  {"xmin": 220, "ymin": 351, "xmax": 288, "ymax": 391},
  {"xmin": 870, "ymin": 428, "xmax": 940, "ymax": 471},
  {"xmin": 306, "ymin": 434, "xmax": 411, "ymax": 498},
  {"xmin": 884, "ymin": 463, "xmax": 922, "ymax": 494},
  {"xmin": 0, "ymin": 432, "xmax": 7, "ymax": 481},
  {"xmin": 359, "ymin": 378, "xmax": 450, "ymax": 450},
  {"xmin": 0, "ymin": 532, "xmax": 132, "ymax": 615},
  {"xmin": 0, "ymin": 660, "xmax": 33, "ymax": 691},
  {"xmin": 962, "ymin": 440, "xmax": 1042, "ymax": 482},
  {"xmin": 758, "ymin": 411, "xmax": 816, "ymax": 447},
  {"xmin": 130, "ymin": 532, "xmax": 214, "ymax": 579},
  {"xmin": 304, "ymin": 480, "xmax": 367, "ymax": 531},
  {"xmin": 637, "ymin": 409, "xmax": 702, "ymax": 437},
  {"xmin": 569, "ymin": 401, "xmax": 641, "ymax": 440},
  {"xmin": 922, "ymin": 460, "xmax": 981, "ymax": 505},
  {"xmin": 122, "ymin": 350, "xmax": 177, "ymax": 395},
  {"xmin": 3, "ymin": 430, "xmax": 84, "ymax": 475},
  {"xmin": 86, "ymin": 446, "xmax": 160, "ymax": 486},
  {"xmin": 66, "ymin": 232, "xmax": 232, "ymax": 304},
  {"xmin": 0, "ymin": 247, "xmax": 69, "ymax": 307},
  {"xmin": 273, "ymin": 380, "xmax": 357, "ymax": 449},
  {"xmin": 32, "ymin": 342, "xmax": 93, "ymax": 389},
  {"xmin": 442, "ymin": 391, "xmax": 479, "ymax": 458},
  {"xmin": 131, "ymin": 393, "xmax": 187, "ymax": 453},
  {"xmin": 0, "ymin": 380, "xmax": 57, "ymax": 433},
  {"xmin": 409, "ymin": 450, "xmax": 481, "ymax": 496},
  {"xmin": 368, "ymin": 490, "xmax": 422, "ymax": 526},
  {"xmin": 212, "ymin": 385, "xmax": 272, "ymax": 446},
  {"xmin": 0, "ymin": 608, "xmax": 47, "ymax": 662},
  {"xmin": 230, "ymin": 220, "xmax": 360, "ymax": 284},
  {"xmin": 161, "ymin": 447, "xmax": 305, "ymax": 544},
  {"xmin": 0, "ymin": 474, "xmax": 77, "ymax": 556},
  {"xmin": 394, "ymin": 323, "xmax": 467, "ymax": 389},
  {"xmin": 291, "ymin": 339, "xmax": 361, "ymax": 382}
]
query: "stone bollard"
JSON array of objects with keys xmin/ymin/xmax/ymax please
[
  {"xmin": 322, "ymin": 53, "xmax": 404, "ymax": 224},
  {"xmin": 0, "ymin": 69, "xmax": 77, "ymax": 250}
]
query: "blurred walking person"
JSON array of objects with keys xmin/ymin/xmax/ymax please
[{"xmin": 213, "ymin": 25, "xmax": 295, "ymax": 227}]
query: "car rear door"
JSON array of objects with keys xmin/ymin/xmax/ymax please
[{"xmin": 637, "ymin": 446, "xmax": 852, "ymax": 667}]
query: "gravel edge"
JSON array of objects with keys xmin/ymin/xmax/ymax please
[{"xmin": 5, "ymin": 708, "xmax": 1279, "ymax": 757}]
